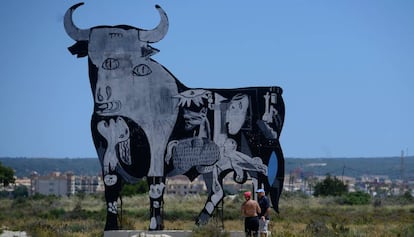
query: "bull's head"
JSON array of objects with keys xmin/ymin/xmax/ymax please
[{"xmin": 64, "ymin": 3, "xmax": 178, "ymax": 122}]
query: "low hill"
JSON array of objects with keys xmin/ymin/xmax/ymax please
[
  {"xmin": 1, "ymin": 156, "xmax": 413, "ymax": 180},
  {"xmin": 285, "ymin": 156, "xmax": 414, "ymax": 180},
  {"xmin": 0, "ymin": 157, "xmax": 101, "ymax": 177}
]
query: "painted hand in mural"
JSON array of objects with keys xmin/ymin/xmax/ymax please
[
  {"xmin": 259, "ymin": 91, "xmax": 281, "ymax": 139},
  {"xmin": 183, "ymin": 108, "xmax": 210, "ymax": 138},
  {"xmin": 108, "ymin": 201, "xmax": 118, "ymax": 214},
  {"xmin": 223, "ymin": 138, "xmax": 268, "ymax": 179}
]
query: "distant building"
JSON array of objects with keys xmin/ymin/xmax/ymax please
[
  {"xmin": 13, "ymin": 177, "xmax": 31, "ymax": 191},
  {"xmin": 29, "ymin": 172, "xmax": 106, "ymax": 196},
  {"xmin": 30, "ymin": 171, "xmax": 75, "ymax": 196},
  {"xmin": 74, "ymin": 175, "xmax": 105, "ymax": 194},
  {"xmin": 283, "ymin": 174, "xmax": 357, "ymax": 194},
  {"xmin": 166, "ymin": 175, "xmax": 206, "ymax": 195}
]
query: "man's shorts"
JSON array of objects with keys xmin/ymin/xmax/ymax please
[{"xmin": 245, "ymin": 216, "xmax": 259, "ymax": 233}]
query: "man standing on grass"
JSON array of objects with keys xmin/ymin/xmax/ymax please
[
  {"xmin": 241, "ymin": 191, "xmax": 261, "ymax": 237},
  {"xmin": 256, "ymin": 189, "xmax": 270, "ymax": 237}
]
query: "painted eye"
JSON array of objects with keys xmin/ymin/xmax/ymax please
[
  {"xmin": 133, "ymin": 64, "xmax": 152, "ymax": 76},
  {"xmin": 102, "ymin": 58, "xmax": 119, "ymax": 70}
]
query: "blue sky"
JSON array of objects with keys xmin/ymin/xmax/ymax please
[{"xmin": 0, "ymin": 1, "xmax": 413, "ymax": 158}]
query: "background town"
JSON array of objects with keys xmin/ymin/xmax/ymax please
[{"xmin": 1, "ymin": 155, "xmax": 413, "ymax": 198}]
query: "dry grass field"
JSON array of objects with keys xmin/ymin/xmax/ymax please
[{"xmin": 1, "ymin": 192, "xmax": 413, "ymax": 237}]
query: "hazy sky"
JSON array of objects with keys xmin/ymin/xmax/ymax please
[{"xmin": 1, "ymin": 1, "xmax": 413, "ymax": 158}]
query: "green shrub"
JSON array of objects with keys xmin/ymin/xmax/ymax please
[
  {"xmin": 340, "ymin": 191, "xmax": 371, "ymax": 205},
  {"xmin": 27, "ymin": 221, "xmax": 58, "ymax": 237},
  {"xmin": 0, "ymin": 190, "xmax": 10, "ymax": 198},
  {"xmin": 400, "ymin": 224, "xmax": 414, "ymax": 236},
  {"xmin": 399, "ymin": 191, "xmax": 414, "ymax": 204},
  {"xmin": 37, "ymin": 208, "xmax": 67, "ymax": 220},
  {"xmin": 305, "ymin": 220, "xmax": 334, "ymax": 236},
  {"xmin": 13, "ymin": 185, "xmax": 28, "ymax": 198},
  {"xmin": 121, "ymin": 179, "xmax": 149, "ymax": 196},
  {"xmin": 282, "ymin": 190, "xmax": 310, "ymax": 200},
  {"xmin": 164, "ymin": 209, "xmax": 198, "ymax": 221},
  {"xmin": 30, "ymin": 193, "xmax": 47, "ymax": 200},
  {"xmin": 191, "ymin": 222, "xmax": 229, "ymax": 237},
  {"xmin": 314, "ymin": 174, "xmax": 348, "ymax": 197},
  {"xmin": 373, "ymin": 192, "xmax": 414, "ymax": 206}
]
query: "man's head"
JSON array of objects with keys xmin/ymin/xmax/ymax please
[
  {"xmin": 244, "ymin": 191, "xmax": 251, "ymax": 200},
  {"xmin": 256, "ymin": 189, "xmax": 265, "ymax": 198}
]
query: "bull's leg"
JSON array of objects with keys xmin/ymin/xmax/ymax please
[
  {"xmin": 196, "ymin": 166, "xmax": 224, "ymax": 225},
  {"xmin": 145, "ymin": 126, "xmax": 171, "ymax": 230},
  {"xmin": 103, "ymin": 172, "xmax": 122, "ymax": 230},
  {"xmin": 148, "ymin": 176, "xmax": 165, "ymax": 230}
]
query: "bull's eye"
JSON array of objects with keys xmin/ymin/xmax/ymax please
[
  {"xmin": 133, "ymin": 64, "xmax": 152, "ymax": 76},
  {"xmin": 102, "ymin": 58, "xmax": 119, "ymax": 70}
]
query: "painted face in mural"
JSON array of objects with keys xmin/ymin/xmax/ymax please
[
  {"xmin": 226, "ymin": 94, "xmax": 249, "ymax": 134},
  {"xmin": 223, "ymin": 138, "xmax": 237, "ymax": 154}
]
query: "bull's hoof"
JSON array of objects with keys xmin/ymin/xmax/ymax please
[
  {"xmin": 195, "ymin": 211, "xmax": 210, "ymax": 226},
  {"xmin": 149, "ymin": 216, "xmax": 164, "ymax": 230},
  {"xmin": 105, "ymin": 214, "xmax": 119, "ymax": 231}
]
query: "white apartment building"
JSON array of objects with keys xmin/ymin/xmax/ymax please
[
  {"xmin": 166, "ymin": 175, "xmax": 207, "ymax": 195},
  {"xmin": 30, "ymin": 172, "xmax": 75, "ymax": 196},
  {"xmin": 29, "ymin": 172, "xmax": 106, "ymax": 196}
]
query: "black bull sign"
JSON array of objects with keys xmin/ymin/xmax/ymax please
[{"xmin": 64, "ymin": 3, "xmax": 285, "ymax": 231}]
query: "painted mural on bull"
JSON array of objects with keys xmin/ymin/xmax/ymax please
[{"xmin": 64, "ymin": 2, "xmax": 285, "ymax": 231}]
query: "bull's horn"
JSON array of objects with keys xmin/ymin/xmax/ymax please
[
  {"xmin": 139, "ymin": 5, "xmax": 169, "ymax": 43},
  {"xmin": 64, "ymin": 2, "xmax": 90, "ymax": 41}
]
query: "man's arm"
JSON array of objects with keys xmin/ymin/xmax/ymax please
[
  {"xmin": 263, "ymin": 197, "xmax": 271, "ymax": 218},
  {"xmin": 256, "ymin": 202, "xmax": 261, "ymax": 215},
  {"xmin": 264, "ymin": 207, "xmax": 270, "ymax": 218}
]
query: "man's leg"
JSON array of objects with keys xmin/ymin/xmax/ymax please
[
  {"xmin": 246, "ymin": 217, "xmax": 258, "ymax": 237},
  {"xmin": 259, "ymin": 219, "xmax": 270, "ymax": 237},
  {"xmin": 245, "ymin": 218, "xmax": 249, "ymax": 237},
  {"xmin": 253, "ymin": 218, "xmax": 259, "ymax": 237}
]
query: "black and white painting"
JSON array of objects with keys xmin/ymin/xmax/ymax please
[{"xmin": 64, "ymin": 3, "xmax": 285, "ymax": 231}]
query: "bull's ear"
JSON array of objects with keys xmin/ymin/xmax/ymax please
[
  {"xmin": 68, "ymin": 41, "xmax": 88, "ymax": 58},
  {"xmin": 141, "ymin": 45, "xmax": 159, "ymax": 58}
]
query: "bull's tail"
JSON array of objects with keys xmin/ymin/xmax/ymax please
[{"xmin": 267, "ymin": 142, "xmax": 285, "ymax": 213}]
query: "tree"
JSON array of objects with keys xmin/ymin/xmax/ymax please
[
  {"xmin": 313, "ymin": 174, "xmax": 347, "ymax": 197},
  {"xmin": 121, "ymin": 179, "xmax": 149, "ymax": 197},
  {"xmin": 0, "ymin": 161, "xmax": 15, "ymax": 187},
  {"xmin": 13, "ymin": 185, "xmax": 28, "ymax": 198},
  {"xmin": 342, "ymin": 191, "xmax": 371, "ymax": 205}
]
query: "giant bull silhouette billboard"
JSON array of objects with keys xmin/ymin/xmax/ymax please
[{"xmin": 64, "ymin": 3, "xmax": 285, "ymax": 231}]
